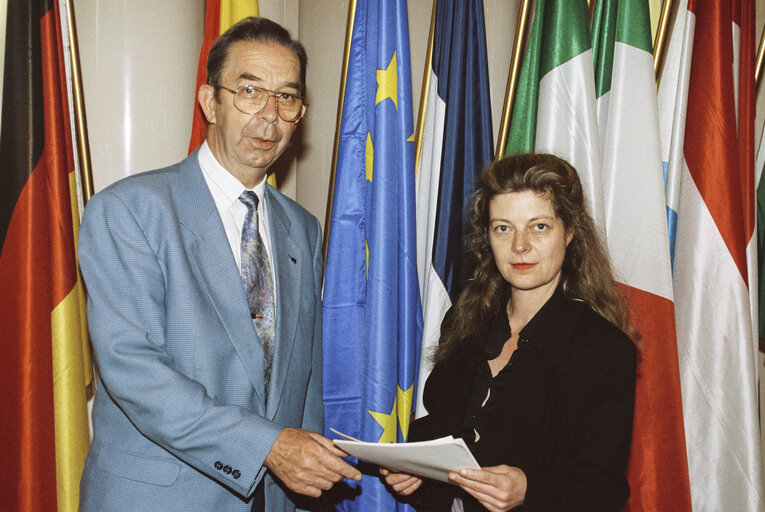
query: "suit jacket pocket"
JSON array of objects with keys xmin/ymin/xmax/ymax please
[{"xmin": 95, "ymin": 442, "xmax": 181, "ymax": 486}]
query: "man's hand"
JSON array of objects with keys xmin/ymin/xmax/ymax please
[
  {"xmin": 449, "ymin": 465, "xmax": 526, "ymax": 512},
  {"xmin": 264, "ymin": 428, "xmax": 361, "ymax": 497},
  {"xmin": 380, "ymin": 467, "xmax": 422, "ymax": 496}
]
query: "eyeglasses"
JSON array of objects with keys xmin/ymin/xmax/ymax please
[{"xmin": 217, "ymin": 84, "xmax": 308, "ymax": 122}]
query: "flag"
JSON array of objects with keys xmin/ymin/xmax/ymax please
[
  {"xmin": 322, "ymin": 0, "xmax": 422, "ymax": 509},
  {"xmin": 0, "ymin": 0, "xmax": 92, "ymax": 510},
  {"xmin": 413, "ymin": 0, "xmax": 493, "ymax": 418},
  {"xmin": 757, "ymin": 117, "xmax": 765, "ymax": 348},
  {"xmin": 659, "ymin": 0, "xmax": 764, "ymax": 509},
  {"xmin": 591, "ymin": 0, "xmax": 691, "ymax": 509},
  {"xmin": 504, "ymin": 0, "xmax": 604, "ymax": 229},
  {"xmin": 186, "ymin": 1, "xmax": 278, "ymax": 188}
]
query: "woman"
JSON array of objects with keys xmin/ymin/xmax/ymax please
[{"xmin": 383, "ymin": 154, "xmax": 638, "ymax": 511}]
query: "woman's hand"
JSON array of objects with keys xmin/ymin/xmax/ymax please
[
  {"xmin": 449, "ymin": 465, "xmax": 526, "ymax": 512},
  {"xmin": 379, "ymin": 467, "xmax": 423, "ymax": 496}
]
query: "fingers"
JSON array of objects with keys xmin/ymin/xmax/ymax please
[
  {"xmin": 449, "ymin": 466, "xmax": 526, "ymax": 512},
  {"xmin": 265, "ymin": 428, "xmax": 362, "ymax": 497},
  {"xmin": 380, "ymin": 468, "xmax": 423, "ymax": 496}
]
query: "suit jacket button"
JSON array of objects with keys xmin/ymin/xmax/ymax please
[
  {"xmin": 232, "ymin": 470, "xmax": 241, "ymax": 479},
  {"xmin": 223, "ymin": 465, "xmax": 233, "ymax": 474},
  {"xmin": 214, "ymin": 461, "xmax": 223, "ymax": 470}
]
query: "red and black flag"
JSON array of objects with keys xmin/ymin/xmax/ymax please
[{"xmin": 0, "ymin": 0, "xmax": 92, "ymax": 510}]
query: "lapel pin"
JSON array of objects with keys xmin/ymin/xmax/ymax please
[{"xmin": 290, "ymin": 256, "xmax": 297, "ymax": 264}]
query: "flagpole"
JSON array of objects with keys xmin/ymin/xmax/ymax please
[
  {"xmin": 65, "ymin": 0, "xmax": 94, "ymax": 204},
  {"xmin": 653, "ymin": 0, "xmax": 673, "ymax": 80},
  {"xmin": 414, "ymin": 0, "xmax": 438, "ymax": 174},
  {"xmin": 323, "ymin": 0, "xmax": 357, "ymax": 274},
  {"xmin": 755, "ymin": 23, "xmax": 765, "ymax": 86},
  {"xmin": 495, "ymin": 0, "xmax": 532, "ymax": 159}
]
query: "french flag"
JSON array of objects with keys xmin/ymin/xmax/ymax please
[{"xmin": 414, "ymin": 0, "xmax": 494, "ymax": 417}]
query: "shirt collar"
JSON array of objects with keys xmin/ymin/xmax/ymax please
[
  {"xmin": 198, "ymin": 141, "xmax": 267, "ymax": 208},
  {"xmin": 517, "ymin": 286, "xmax": 585, "ymax": 371},
  {"xmin": 481, "ymin": 285, "xmax": 585, "ymax": 371}
]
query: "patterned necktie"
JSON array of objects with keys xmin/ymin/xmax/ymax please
[{"xmin": 238, "ymin": 191, "xmax": 275, "ymax": 394}]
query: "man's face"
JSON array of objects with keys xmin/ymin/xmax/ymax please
[{"xmin": 200, "ymin": 39, "xmax": 302, "ymax": 188}]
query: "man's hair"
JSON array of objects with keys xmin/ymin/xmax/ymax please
[{"xmin": 206, "ymin": 17, "xmax": 307, "ymax": 101}]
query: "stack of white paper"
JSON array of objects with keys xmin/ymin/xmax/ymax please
[{"xmin": 331, "ymin": 428, "xmax": 480, "ymax": 484}]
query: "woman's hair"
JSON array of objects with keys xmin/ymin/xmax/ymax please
[{"xmin": 434, "ymin": 153, "xmax": 639, "ymax": 362}]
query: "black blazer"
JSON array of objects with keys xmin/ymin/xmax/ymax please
[{"xmin": 407, "ymin": 289, "xmax": 637, "ymax": 511}]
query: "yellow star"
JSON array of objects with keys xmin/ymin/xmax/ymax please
[
  {"xmin": 406, "ymin": 132, "xmax": 414, "ymax": 142},
  {"xmin": 368, "ymin": 384, "xmax": 415, "ymax": 443},
  {"xmin": 369, "ymin": 396, "xmax": 398, "ymax": 444},
  {"xmin": 397, "ymin": 384, "xmax": 414, "ymax": 441},
  {"xmin": 375, "ymin": 51, "xmax": 398, "ymax": 109},
  {"xmin": 366, "ymin": 132, "xmax": 373, "ymax": 182}
]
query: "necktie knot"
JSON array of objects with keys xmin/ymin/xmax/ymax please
[{"xmin": 239, "ymin": 190, "xmax": 259, "ymax": 212}]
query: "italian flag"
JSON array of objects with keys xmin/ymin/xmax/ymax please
[
  {"xmin": 505, "ymin": 0, "xmax": 604, "ymax": 228},
  {"xmin": 592, "ymin": 0, "xmax": 691, "ymax": 509},
  {"xmin": 505, "ymin": 0, "xmax": 692, "ymax": 508}
]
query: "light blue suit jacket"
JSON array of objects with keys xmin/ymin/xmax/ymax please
[{"xmin": 77, "ymin": 152, "xmax": 324, "ymax": 511}]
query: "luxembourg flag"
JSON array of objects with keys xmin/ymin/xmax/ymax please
[
  {"xmin": 414, "ymin": 0, "xmax": 493, "ymax": 417},
  {"xmin": 592, "ymin": 0, "xmax": 691, "ymax": 509},
  {"xmin": 658, "ymin": 0, "xmax": 764, "ymax": 509}
]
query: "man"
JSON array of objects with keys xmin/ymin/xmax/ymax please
[{"xmin": 78, "ymin": 17, "xmax": 360, "ymax": 512}]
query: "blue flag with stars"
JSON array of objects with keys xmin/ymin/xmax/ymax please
[{"xmin": 322, "ymin": 0, "xmax": 423, "ymax": 509}]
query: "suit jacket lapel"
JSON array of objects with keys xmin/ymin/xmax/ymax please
[
  {"xmin": 174, "ymin": 154, "xmax": 268, "ymax": 408},
  {"xmin": 264, "ymin": 186, "xmax": 303, "ymax": 418}
]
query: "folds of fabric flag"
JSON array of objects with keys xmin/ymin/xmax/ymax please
[
  {"xmin": 757, "ymin": 126, "xmax": 765, "ymax": 343},
  {"xmin": 736, "ymin": 0, "xmax": 759, "ymax": 384},
  {"xmin": 322, "ymin": 1, "xmax": 422, "ymax": 510},
  {"xmin": 0, "ymin": 1, "xmax": 91, "ymax": 510},
  {"xmin": 414, "ymin": 0, "xmax": 493, "ymax": 418},
  {"xmin": 657, "ymin": 0, "xmax": 693, "ymax": 264},
  {"xmin": 505, "ymin": 0, "xmax": 604, "ymax": 229},
  {"xmin": 592, "ymin": 0, "xmax": 691, "ymax": 509},
  {"xmin": 661, "ymin": 0, "xmax": 764, "ymax": 509}
]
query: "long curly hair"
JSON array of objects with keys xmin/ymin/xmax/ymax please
[{"xmin": 434, "ymin": 153, "xmax": 639, "ymax": 363}]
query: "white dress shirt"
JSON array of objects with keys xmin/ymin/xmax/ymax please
[{"xmin": 197, "ymin": 141, "xmax": 275, "ymax": 281}]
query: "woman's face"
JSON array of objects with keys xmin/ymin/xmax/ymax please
[{"xmin": 488, "ymin": 190, "xmax": 572, "ymax": 301}]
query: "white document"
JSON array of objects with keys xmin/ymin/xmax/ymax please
[{"xmin": 331, "ymin": 428, "xmax": 480, "ymax": 484}]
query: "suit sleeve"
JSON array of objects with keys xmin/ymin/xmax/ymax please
[
  {"xmin": 79, "ymin": 190, "xmax": 280, "ymax": 498},
  {"xmin": 300, "ymin": 216, "xmax": 324, "ymax": 433}
]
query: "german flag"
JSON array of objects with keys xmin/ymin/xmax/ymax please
[{"xmin": 0, "ymin": 1, "xmax": 92, "ymax": 511}]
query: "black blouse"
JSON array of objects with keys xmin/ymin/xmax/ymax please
[{"xmin": 405, "ymin": 288, "xmax": 637, "ymax": 511}]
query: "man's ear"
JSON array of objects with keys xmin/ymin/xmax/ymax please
[
  {"xmin": 198, "ymin": 84, "xmax": 217, "ymax": 124},
  {"xmin": 292, "ymin": 104, "xmax": 307, "ymax": 126}
]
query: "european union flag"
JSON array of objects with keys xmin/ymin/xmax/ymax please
[{"xmin": 322, "ymin": 0, "xmax": 423, "ymax": 510}]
